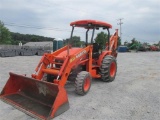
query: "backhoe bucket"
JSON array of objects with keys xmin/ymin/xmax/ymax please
[{"xmin": 0, "ymin": 72, "xmax": 69, "ymax": 120}]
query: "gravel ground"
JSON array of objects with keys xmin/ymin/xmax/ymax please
[{"xmin": 0, "ymin": 52, "xmax": 160, "ymax": 120}]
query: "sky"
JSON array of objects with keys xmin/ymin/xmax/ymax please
[{"xmin": 0, "ymin": 0, "xmax": 160, "ymax": 44}]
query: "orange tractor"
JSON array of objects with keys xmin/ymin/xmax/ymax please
[{"xmin": 0, "ymin": 20, "xmax": 118, "ymax": 120}]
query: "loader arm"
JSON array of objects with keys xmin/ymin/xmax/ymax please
[
  {"xmin": 32, "ymin": 44, "xmax": 92, "ymax": 87},
  {"xmin": 32, "ymin": 45, "xmax": 70, "ymax": 80},
  {"xmin": 58, "ymin": 45, "xmax": 92, "ymax": 86}
]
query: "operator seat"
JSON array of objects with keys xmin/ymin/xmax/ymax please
[{"xmin": 92, "ymin": 43, "xmax": 100, "ymax": 59}]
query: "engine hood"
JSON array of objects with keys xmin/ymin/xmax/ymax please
[{"xmin": 56, "ymin": 47, "xmax": 83, "ymax": 58}]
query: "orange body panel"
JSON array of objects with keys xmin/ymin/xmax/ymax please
[{"xmin": 70, "ymin": 20, "xmax": 112, "ymax": 28}]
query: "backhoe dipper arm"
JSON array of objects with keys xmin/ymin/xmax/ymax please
[
  {"xmin": 106, "ymin": 29, "xmax": 118, "ymax": 57},
  {"xmin": 109, "ymin": 29, "xmax": 118, "ymax": 51}
]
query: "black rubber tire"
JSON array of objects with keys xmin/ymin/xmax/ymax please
[
  {"xmin": 100, "ymin": 55, "xmax": 117, "ymax": 82},
  {"xmin": 68, "ymin": 66, "xmax": 82, "ymax": 82},
  {"xmin": 75, "ymin": 71, "xmax": 92, "ymax": 95},
  {"xmin": 68, "ymin": 72, "xmax": 77, "ymax": 82},
  {"xmin": 47, "ymin": 74, "xmax": 54, "ymax": 82}
]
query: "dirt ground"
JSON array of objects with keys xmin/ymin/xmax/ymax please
[{"xmin": 0, "ymin": 52, "xmax": 160, "ymax": 120}]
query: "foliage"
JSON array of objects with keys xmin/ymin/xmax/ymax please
[
  {"xmin": 127, "ymin": 38, "xmax": 139, "ymax": 49},
  {"xmin": 118, "ymin": 37, "xmax": 121, "ymax": 46},
  {"xmin": 65, "ymin": 36, "xmax": 84, "ymax": 47},
  {"xmin": 0, "ymin": 21, "xmax": 12, "ymax": 44},
  {"xmin": 10, "ymin": 32, "xmax": 53, "ymax": 45},
  {"xmin": 153, "ymin": 41, "xmax": 160, "ymax": 47},
  {"xmin": 95, "ymin": 31, "xmax": 121, "ymax": 49},
  {"xmin": 71, "ymin": 36, "xmax": 81, "ymax": 47},
  {"xmin": 126, "ymin": 38, "xmax": 151, "ymax": 51},
  {"xmin": 0, "ymin": 20, "xmax": 54, "ymax": 45},
  {"xmin": 95, "ymin": 32, "xmax": 108, "ymax": 50}
]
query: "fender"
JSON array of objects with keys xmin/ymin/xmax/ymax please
[{"xmin": 97, "ymin": 51, "xmax": 112, "ymax": 66}]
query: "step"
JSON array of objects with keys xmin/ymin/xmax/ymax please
[
  {"xmin": 53, "ymin": 62, "xmax": 63, "ymax": 65},
  {"xmin": 92, "ymin": 65, "xmax": 100, "ymax": 68}
]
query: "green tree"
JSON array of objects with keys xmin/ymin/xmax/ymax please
[
  {"xmin": 118, "ymin": 37, "xmax": 121, "ymax": 46},
  {"xmin": 31, "ymin": 36, "xmax": 39, "ymax": 42},
  {"xmin": 72, "ymin": 36, "xmax": 81, "ymax": 47},
  {"xmin": 0, "ymin": 20, "xmax": 12, "ymax": 44},
  {"xmin": 66, "ymin": 36, "xmax": 82, "ymax": 47},
  {"xmin": 95, "ymin": 32, "xmax": 108, "ymax": 50}
]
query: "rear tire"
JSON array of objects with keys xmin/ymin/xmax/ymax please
[
  {"xmin": 75, "ymin": 71, "xmax": 92, "ymax": 95},
  {"xmin": 100, "ymin": 55, "xmax": 117, "ymax": 82}
]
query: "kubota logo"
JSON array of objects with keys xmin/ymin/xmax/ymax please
[
  {"xmin": 76, "ymin": 50, "xmax": 87, "ymax": 58},
  {"xmin": 70, "ymin": 50, "xmax": 87, "ymax": 63},
  {"xmin": 70, "ymin": 57, "xmax": 75, "ymax": 63}
]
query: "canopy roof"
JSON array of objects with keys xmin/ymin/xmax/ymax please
[{"xmin": 70, "ymin": 20, "xmax": 112, "ymax": 29}]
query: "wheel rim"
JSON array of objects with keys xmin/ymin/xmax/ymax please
[
  {"xmin": 110, "ymin": 62, "xmax": 116, "ymax": 77},
  {"xmin": 84, "ymin": 77, "xmax": 90, "ymax": 92}
]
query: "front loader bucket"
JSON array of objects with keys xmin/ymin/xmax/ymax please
[{"xmin": 0, "ymin": 72, "xmax": 69, "ymax": 120}]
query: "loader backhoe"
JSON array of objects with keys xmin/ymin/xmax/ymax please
[{"xmin": 0, "ymin": 20, "xmax": 118, "ymax": 120}]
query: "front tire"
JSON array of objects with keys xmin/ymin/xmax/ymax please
[
  {"xmin": 100, "ymin": 55, "xmax": 117, "ymax": 82},
  {"xmin": 47, "ymin": 74, "xmax": 54, "ymax": 82},
  {"xmin": 75, "ymin": 71, "xmax": 92, "ymax": 95}
]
